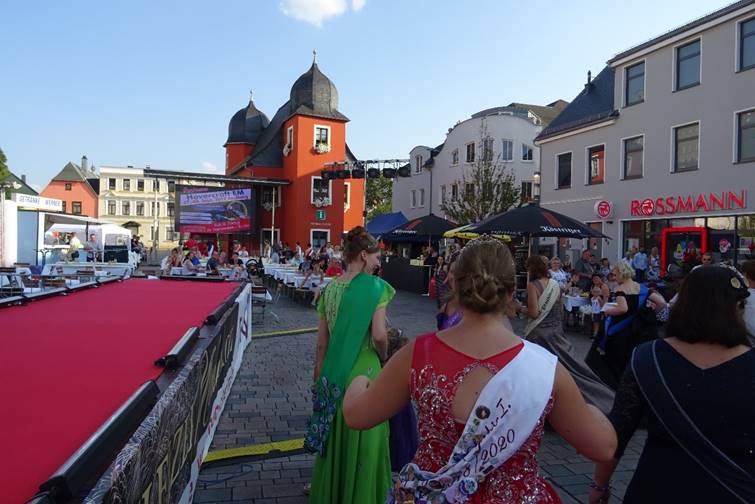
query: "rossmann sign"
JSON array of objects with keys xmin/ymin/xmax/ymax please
[{"xmin": 630, "ymin": 190, "xmax": 747, "ymax": 217}]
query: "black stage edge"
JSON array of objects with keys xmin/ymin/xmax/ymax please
[
  {"xmin": 154, "ymin": 327, "xmax": 199, "ymax": 369},
  {"xmin": 37, "ymin": 380, "xmax": 159, "ymax": 502},
  {"xmin": 23, "ymin": 288, "xmax": 67, "ymax": 301},
  {"xmin": 0, "ymin": 295, "xmax": 25, "ymax": 308},
  {"xmin": 158, "ymin": 274, "xmax": 226, "ymax": 282},
  {"xmin": 205, "ymin": 283, "xmax": 246, "ymax": 325},
  {"xmin": 96, "ymin": 276, "xmax": 123, "ymax": 285}
]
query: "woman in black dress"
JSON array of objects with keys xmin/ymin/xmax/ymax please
[{"xmin": 589, "ymin": 266, "xmax": 755, "ymax": 503}]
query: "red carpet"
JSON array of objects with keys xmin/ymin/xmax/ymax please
[{"xmin": 0, "ymin": 279, "xmax": 238, "ymax": 504}]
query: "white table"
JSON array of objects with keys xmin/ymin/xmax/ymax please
[{"xmin": 562, "ymin": 294, "xmax": 590, "ymax": 312}]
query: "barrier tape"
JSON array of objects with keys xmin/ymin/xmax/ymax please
[
  {"xmin": 252, "ymin": 327, "xmax": 317, "ymax": 338},
  {"xmin": 203, "ymin": 438, "xmax": 305, "ymax": 464}
]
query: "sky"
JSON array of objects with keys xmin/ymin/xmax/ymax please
[{"xmin": 0, "ymin": 0, "xmax": 731, "ymax": 192}]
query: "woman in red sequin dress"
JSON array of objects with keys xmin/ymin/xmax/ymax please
[{"xmin": 344, "ymin": 238, "xmax": 617, "ymax": 503}]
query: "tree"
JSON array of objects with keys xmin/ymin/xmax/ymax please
[
  {"xmin": 441, "ymin": 123, "xmax": 520, "ymax": 225},
  {"xmin": 366, "ymin": 176, "xmax": 393, "ymax": 220},
  {"xmin": 0, "ymin": 148, "xmax": 9, "ymax": 180}
]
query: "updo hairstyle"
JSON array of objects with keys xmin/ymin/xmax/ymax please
[
  {"xmin": 343, "ymin": 226, "xmax": 380, "ymax": 264},
  {"xmin": 454, "ymin": 237, "xmax": 516, "ymax": 314}
]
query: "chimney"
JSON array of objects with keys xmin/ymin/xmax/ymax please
[
  {"xmin": 587, "ymin": 70, "xmax": 592, "ymax": 84},
  {"xmin": 584, "ymin": 70, "xmax": 593, "ymax": 92},
  {"xmin": 81, "ymin": 155, "xmax": 89, "ymax": 173},
  {"xmin": 21, "ymin": 175, "xmax": 27, "ymax": 183}
]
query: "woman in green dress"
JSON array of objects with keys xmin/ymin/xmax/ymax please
[{"xmin": 306, "ymin": 226, "xmax": 395, "ymax": 504}]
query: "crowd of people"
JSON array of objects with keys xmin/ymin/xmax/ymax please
[{"xmin": 303, "ymin": 225, "xmax": 755, "ymax": 504}]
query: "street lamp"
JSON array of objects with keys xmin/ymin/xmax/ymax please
[
  {"xmin": 0, "ymin": 180, "xmax": 22, "ymax": 267},
  {"xmin": 533, "ymin": 171, "xmax": 541, "ymax": 204}
]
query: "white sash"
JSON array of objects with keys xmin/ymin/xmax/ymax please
[
  {"xmin": 390, "ymin": 341, "xmax": 557, "ymax": 504},
  {"xmin": 523, "ymin": 278, "xmax": 560, "ymax": 337}
]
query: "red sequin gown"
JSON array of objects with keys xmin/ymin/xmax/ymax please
[{"xmin": 410, "ymin": 333, "xmax": 561, "ymax": 503}]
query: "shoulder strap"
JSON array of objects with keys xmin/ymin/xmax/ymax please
[{"xmin": 631, "ymin": 341, "xmax": 755, "ymax": 503}]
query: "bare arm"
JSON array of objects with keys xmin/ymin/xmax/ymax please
[
  {"xmin": 603, "ymin": 294, "xmax": 628, "ymax": 316},
  {"xmin": 648, "ymin": 292, "xmax": 667, "ymax": 311},
  {"xmin": 371, "ymin": 307, "xmax": 388, "ymax": 361},
  {"xmin": 548, "ymin": 363, "xmax": 617, "ymax": 462},
  {"xmin": 526, "ymin": 282, "xmax": 540, "ymax": 319},
  {"xmin": 313, "ymin": 318, "xmax": 330, "ymax": 381},
  {"xmin": 343, "ymin": 341, "xmax": 413, "ymax": 429}
]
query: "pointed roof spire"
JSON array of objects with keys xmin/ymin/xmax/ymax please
[
  {"xmin": 313, "ymin": 49, "xmax": 317, "ymax": 64},
  {"xmin": 249, "ymin": 89, "xmax": 254, "ymax": 102}
]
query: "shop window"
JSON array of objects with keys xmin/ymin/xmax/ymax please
[
  {"xmin": 622, "ymin": 219, "xmax": 668, "ymax": 259},
  {"xmin": 122, "ymin": 201, "xmax": 130, "ymax": 216},
  {"xmin": 588, "ymin": 145, "xmax": 605, "ymax": 184},
  {"xmin": 708, "ymin": 216, "xmax": 737, "ymax": 264},
  {"xmin": 625, "ymin": 61, "xmax": 645, "ymax": 106},
  {"xmin": 673, "ymin": 122, "xmax": 699, "ymax": 172},
  {"xmin": 311, "ymin": 230, "xmax": 329, "ymax": 249},
  {"xmin": 623, "ymin": 136, "xmax": 644, "ymax": 179},
  {"xmin": 736, "ymin": 215, "xmax": 755, "ymax": 267},
  {"xmin": 737, "ymin": 109, "xmax": 755, "ymax": 163},
  {"xmin": 675, "ymin": 39, "xmax": 700, "ymax": 90},
  {"xmin": 557, "ymin": 152, "xmax": 572, "ymax": 189}
]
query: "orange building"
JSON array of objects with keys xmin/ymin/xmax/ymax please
[
  {"xmin": 41, "ymin": 158, "xmax": 99, "ymax": 217},
  {"xmin": 224, "ymin": 60, "xmax": 364, "ymax": 250}
]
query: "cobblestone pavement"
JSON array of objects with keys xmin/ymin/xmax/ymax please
[{"xmin": 196, "ymin": 290, "xmax": 645, "ymax": 504}]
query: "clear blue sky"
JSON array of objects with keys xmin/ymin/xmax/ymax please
[{"xmin": 0, "ymin": 0, "xmax": 728, "ymax": 191}]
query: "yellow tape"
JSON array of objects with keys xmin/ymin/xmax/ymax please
[
  {"xmin": 204, "ymin": 438, "xmax": 305, "ymax": 463},
  {"xmin": 252, "ymin": 327, "xmax": 317, "ymax": 338}
]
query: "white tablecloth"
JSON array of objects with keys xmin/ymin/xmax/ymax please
[{"xmin": 562, "ymin": 295, "xmax": 589, "ymax": 312}]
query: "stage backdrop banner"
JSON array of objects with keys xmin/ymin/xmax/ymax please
[
  {"xmin": 84, "ymin": 284, "xmax": 252, "ymax": 504},
  {"xmin": 175, "ymin": 185, "xmax": 254, "ymax": 234}
]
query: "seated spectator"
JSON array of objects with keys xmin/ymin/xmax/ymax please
[
  {"xmin": 325, "ymin": 257, "xmax": 343, "ymax": 277},
  {"xmin": 161, "ymin": 248, "xmax": 181, "ymax": 275},
  {"xmin": 606, "ymin": 271, "xmax": 619, "ymax": 293},
  {"xmin": 599, "ymin": 258, "xmax": 611, "ymax": 280},
  {"xmin": 290, "ymin": 252, "xmax": 303, "ymax": 268},
  {"xmin": 190, "ymin": 248, "xmax": 201, "ymax": 266},
  {"xmin": 239, "ymin": 246, "xmax": 250, "ymax": 258},
  {"xmin": 226, "ymin": 252, "xmax": 244, "ymax": 267},
  {"xmin": 206, "ymin": 251, "xmax": 221, "ymax": 273},
  {"xmin": 182, "ymin": 250, "xmax": 203, "ymax": 274},
  {"xmin": 219, "ymin": 251, "xmax": 227, "ymax": 267}
]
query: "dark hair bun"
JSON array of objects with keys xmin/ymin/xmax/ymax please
[
  {"xmin": 343, "ymin": 226, "xmax": 379, "ymax": 263},
  {"xmin": 455, "ymin": 238, "xmax": 515, "ymax": 314}
]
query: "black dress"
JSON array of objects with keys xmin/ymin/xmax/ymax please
[{"xmin": 609, "ymin": 340, "xmax": 755, "ymax": 503}]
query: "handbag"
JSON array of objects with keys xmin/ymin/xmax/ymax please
[{"xmin": 632, "ymin": 341, "xmax": 755, "ymax": 503}]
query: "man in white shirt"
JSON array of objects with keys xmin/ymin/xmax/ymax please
[
  {"xmin": 68, "ymin": 233, "xmax": 83, "ymax": 261},
  {"xmin": 632, "ymin": 247, "xmax": 648, "ymax": 282}
]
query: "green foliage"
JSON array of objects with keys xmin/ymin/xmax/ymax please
[
  {"xmin": 366, "ymin": 176, "xmax": 393, "ymax": 220},
  {"xmin": 0, "ymin": 148, "xmax": 9, "ymax": 180},
  {"xmin": 440, "ymin": 123, "xmax": 520, "ymax": 225}
]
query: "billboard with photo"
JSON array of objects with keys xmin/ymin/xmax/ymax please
[{"xmin": 175, "ymin": 185, "xmax": 254, "ymax": 234}]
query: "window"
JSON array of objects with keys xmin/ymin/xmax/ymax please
[
  {"xmin": 588, "ymin": 145, "xmax": 605, "ymax": 184},
  {"xmin": 136, "ymin": 201, "xmax": 144, "ymax": 216},
  {"xmin": 414, "ymin": 155, "xmax": 423, "ymax": 174},
  {"xmin": 311, "ymin": 230, "xmax": 330, "ymax": 249},
  {"xmin": 166, "ymin": 225, "xmax": 175, "ymax": 241},
  {"xmin": 262, "ymin": 186, "xmax": 282, "ymax": 207},
  {"xmin": 521, "ymin": 144, "xmax": 533, "ymax": 161},
  {"xmin": 315, "ymin": 126, "xmax": 329, "ymax": 148},
  {"xmin": 64, "ymin": 183, "xmax": 72, "ymax": 191},
  {"xmin": 151, "ymin": 202, "xmax": 160, "ymax": 216},
  {"xmin": 168, "ymin": 181, "xmax": 175, "ymax": 192},
  {"xmin": 123, "ymin": 179, "xmax": 131, "ymax": 191},
  {"xmin": 451, "ymin": 149, "xmax": 459, "ymax": 165},
  {"xmin": 419, "ymin": 188, "xmax": 425, "ymax": 207},
  {"xmin": 623, "ymin": 136, "xmax": 644, "ymax": 179},
  {"xmin": 61, "ymin": 201, "xmax": 66, "ymax": 213},
  {"xmin": 676, "ymin": 40, "xmax": 700, "ymax": 90},
  {"xmin": 625, "ymin": 61, "xmax": 645, "ymax": 106},
  {"xmin": 152, "ymin": 180, "xmax": 159, "ymax": 192},
  {"xmin": 109, "ymin": 178, "xmax": 116, "ymax": 190},
  {"xmin": 122, "ymin": 201, "xmax": 130, "ymax": 216},
  {"xmin": 465, "ymin": 142, "xmax": 475, "ymax": 163},
  {"xmin": 72, "ymin": 201, "xmax": 81, "ymax": 214},
  {"xmin": 501, "ymin": 139, "xmax": 513, "ymax": 161},
  {"xmin": 344, "ymin": 182, "xmax": 351, "ymax": 209},
  {"xmin": 150, "ymin": 225, "xmax": 158, "ymax": 241},
  {"xmin": 451, "ymin": 184, "xmax": 458, "ymax": 201},
  {"xmin": 557, "ymin": 152, "xmax": 572, "ymax": 189},
  {"xmin": 441, "ymin": 185, "xmax": 447, "ymax": 202},
  {"xmin": 738, "ymin": 109, "xmax": 755, "ymax": 163},
  {"xmin": 107, "ymin": 200, "xmax": 116, "ymax": 215},
  {"xmin": 137, "ymin": 179, "xmax": 144, "ymax": 191},
  {"xmin": 482, "ymin": 138, "xmax": 494, "ymax": 161},
  {"xmin": 521, "ymin": 181, "xmax": 533, "ymax": 203},
  {"xmin": 167, "ymin": 202, "xmax": 174, "ymax": 217},
  {"xmin": 673, "ymin": 123, "xmax": 699, "ymax": 172},
  {"xmin": 740, "ymin": 17, "xmax": 755, "ymax": 71},
  {"xmin": 465, "ymin": 183, "xmax": 475, "ymax": 200},
  {"xmin": 286, "ymin": 126, "xmax": 294, "ymax": 148},
  {"xmin": 311, "ymin": 176, "xmax": 331, "ymax": 203},
  {"xmin": 410, "ymin": 190, "xmax": 417, "ymax": 208}
]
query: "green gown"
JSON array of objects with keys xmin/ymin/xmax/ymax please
[{"xmin": 309, "ymin": 276, "xmax": 394, "ymax": 504}]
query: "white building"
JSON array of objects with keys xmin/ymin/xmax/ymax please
[{"xmin": 392, "ymin": 101, "xmax": 567, "ymax": 221}]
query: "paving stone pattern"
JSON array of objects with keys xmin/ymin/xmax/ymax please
[{"xmin": 196, "ymin": 290, "xmax": 645, "ymax": 503}]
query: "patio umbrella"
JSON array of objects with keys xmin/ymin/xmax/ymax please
[
  {"xmin": 443, "ymin": 224, "xmax": 511, "ymax": 242},
  {"xmin": 466, "ymin": 203, "xmax": 609, "ymax": 239},
  {"xmin": 381, "ymin": 213, "xmax": 456, "ymax": 243}
]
